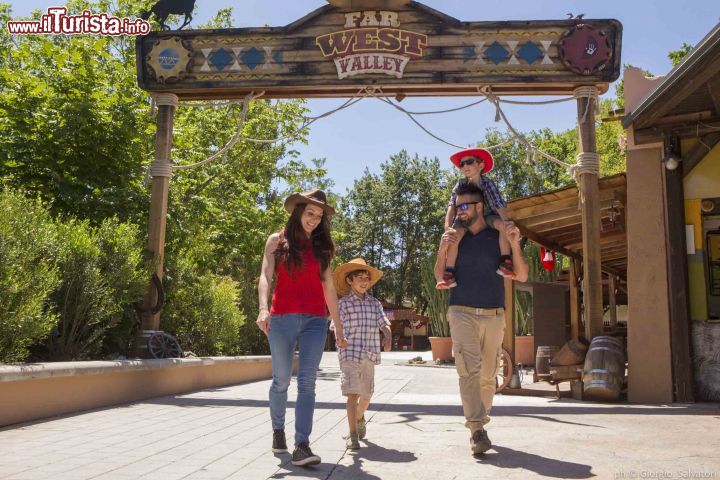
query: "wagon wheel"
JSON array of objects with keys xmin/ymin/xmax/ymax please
[
  {"xmin": 495, "ymin": 348, "xmax": 513, "ymax": 393},
  {"xmin": 147, "ymin": 332, "xmax": 183, "ymax": 359}
]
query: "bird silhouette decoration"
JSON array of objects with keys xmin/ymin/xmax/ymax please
[{"xmin": 141, "ymin": 0, "xmax": 196, "ymax": 31}]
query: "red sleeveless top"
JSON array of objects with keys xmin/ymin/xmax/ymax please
[{"xmin": 270, "ymin": 240, "xmax": 327, "ymax": 317}]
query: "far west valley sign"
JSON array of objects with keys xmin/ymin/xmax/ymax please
[
  {"xmin": 137, "ymin": 2, "xmax": 622, "ymax": 99},
  {"xmin": 315, "ymin": 10, "xmax": 427, "ymax": 79}
]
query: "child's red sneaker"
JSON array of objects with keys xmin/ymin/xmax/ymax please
[
  {"xmin": 436, "ymin": 270, "xmax": 457, "ymax": 289},
  {"xmin": 496, "ymin": 256, "xmax": 515, "ymax": 278}
]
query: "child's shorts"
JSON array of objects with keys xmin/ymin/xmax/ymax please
[{"xmin": 340, "ymin": 354, "xmax": 375, "ymax": 398}]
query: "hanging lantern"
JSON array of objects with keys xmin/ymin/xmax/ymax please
[{"xmin": 540, "ymin": 247, "xmax": 555, "ymax": 270}]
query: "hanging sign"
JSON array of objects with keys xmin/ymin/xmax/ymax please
[{"xmin": 136, "ymin": 2, "xmax": 623, "ymax": 99}]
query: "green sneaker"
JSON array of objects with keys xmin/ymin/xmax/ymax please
[
  {"xmin": 346, "ymin": 432, "xmax": 360, "ymax": 450},
  {"xmin": 357, "ymin": 417, "xmax": 367, "ymax": 439}
]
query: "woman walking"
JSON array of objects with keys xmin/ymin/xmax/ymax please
[{"xmin": 256, "ymin": 188, "xmax": 346, "ymax": 466}]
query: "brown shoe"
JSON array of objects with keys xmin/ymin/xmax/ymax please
[{"xmin": 470, "ymin": 428, "xmax": 491, "ymax": 454}]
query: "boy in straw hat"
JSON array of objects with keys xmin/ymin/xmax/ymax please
[{"xmin": 333, "ymin": 258, "xmax": 392, "ymax": 450}]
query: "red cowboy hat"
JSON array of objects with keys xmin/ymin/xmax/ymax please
[{"xmin": 450, "ymin": 148, "xmax": 494, "ymax": 174}]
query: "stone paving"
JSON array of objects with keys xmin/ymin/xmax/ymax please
[{"xmin": 1, "ymin": 351, "xmax": 719, "ymax": 480}]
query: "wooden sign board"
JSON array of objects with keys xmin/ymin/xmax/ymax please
[{"xmin": 135, "ymin": 2, "xmax": 622, "ymax": 99}]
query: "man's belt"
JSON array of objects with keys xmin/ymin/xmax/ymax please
[{"xmin": 449, "ymin": 305, "xmax": 504, "ymax": 315}]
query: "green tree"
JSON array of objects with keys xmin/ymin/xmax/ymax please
[
  {"xmin": 338, "ymin": 151, "xmax": 451, "ymax": 308},
  {"xmin": 0, "ymin": 1, "xmax": 153, "ymax": 223},
  {"xmin": 668, "ymin": 42, "xmax": 693, "ymax": 66},
  {"xmin": 1, "ymin": 2, "xmax": 334, "ymax": 356},
  {"xmin": 477, "ymin": 129, "xmax": 574, "ymax": 200}
]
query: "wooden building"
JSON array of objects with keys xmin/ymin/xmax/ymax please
[
  {"xmin": 506, "ymin": 175, "xmax": 628, "ymax": 370},
  {"xmin": 622, "ymin": 23, "xmax": 720, "ymax": 402}
]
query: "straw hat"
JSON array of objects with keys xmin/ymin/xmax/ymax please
[
  {"xmin": 450, "ymin": 148, "xmax": 494, "ymax": 174},
  {"xmin": 284, "ymin": 188, "xmax": 336, "ymax": 216},
  {"xmin": 333, "ymin": 258, "xmax": 383, "ymax": 296}
]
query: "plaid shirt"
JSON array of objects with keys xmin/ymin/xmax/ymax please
[
  {"xmin": 449, "ymin": 176, "xmax": 506, "ymax": 214},
  {"xmin": 338, "ymin": 293, "xmax": 390, "ymax": 364}
]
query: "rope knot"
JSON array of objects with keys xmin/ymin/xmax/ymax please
[{"xmin": 153, "ymin": 93, "xmax": 179, "ymax": 107}]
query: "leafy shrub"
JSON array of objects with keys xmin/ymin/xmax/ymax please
[
  {"xmin": 162, "ymin": 254, "xmax": 246, "ymax": 356},
  {"xmin": 47, "ymin": 218, "xmax": 146, "ymax": 360},
  {"xmin": 0, "ymin": 189, "xmax": 60, "ymax": 363}
]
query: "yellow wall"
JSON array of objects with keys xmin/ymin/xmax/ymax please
[
  {"xmin": 683, "ymin": 139, "xmax": 720, "ymax": 198},
  {"xmin": 682, "ymin": 139, "xmax": 720, "ymax": 321},
  {"xmin": 685, "ymin": 199, "xmax": 708, "ymax": 320}
]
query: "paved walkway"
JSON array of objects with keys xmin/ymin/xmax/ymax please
[{"xmin": 1, "ymin": 352, "xmax": 719, "ymax": 480}]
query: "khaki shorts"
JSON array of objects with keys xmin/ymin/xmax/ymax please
[{"xmin": 340, "ymin": 354, "xmax": 375, "ymax": 398}]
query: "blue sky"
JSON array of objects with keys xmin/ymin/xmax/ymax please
[{"xmin": 8, "ymin": 1, "xmax": 720, "ymax": 193}]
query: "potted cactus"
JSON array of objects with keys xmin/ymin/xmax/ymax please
[{"xmin": 421, "ymin": 255, "xmax": 452, "ymax": 361}]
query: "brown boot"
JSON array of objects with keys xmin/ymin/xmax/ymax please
[{"xmin": 470, "ymin": 428, "xmax": 491, "ymax": 455}]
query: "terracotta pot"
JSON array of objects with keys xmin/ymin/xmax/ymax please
[
  {"xmin": 429, "ymin": 337, "xmax": 454, "ymax": 361},
  {"xmin": 514, "ymin": 335, "xmax": 535, "ymax": 366}
]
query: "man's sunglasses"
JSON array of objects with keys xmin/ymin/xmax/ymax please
[
  {"xmin": 457, "ymin": 201, "xmax": 479, "ymax": 211},
  {"xmin": 459, "ymin": 157, "xmax": 481, "ymax": 168}
]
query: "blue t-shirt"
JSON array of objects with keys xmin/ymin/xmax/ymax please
[{"xmin": 449, "ymin": 228, "xmax": 505, "ymax": 308}]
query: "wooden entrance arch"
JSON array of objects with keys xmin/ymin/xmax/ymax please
[{"xmin": 135, "ymin": 0, "xmax": 623, "ymax": 358}]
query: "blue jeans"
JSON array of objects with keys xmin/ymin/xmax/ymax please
[{"xmin": 268, "ymin": 313, "xmax": 328, "ymax": 446}]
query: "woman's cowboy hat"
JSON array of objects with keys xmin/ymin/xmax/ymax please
[
  {"xmin": 450, "ymin": 148, "xmax": 494, "ymax": 174},
  {"xmin": 333, "ymin": 258, "xmax": 383, "ymax": 296},
  {"xmin": 284, "ymin": 188, "xmax": 336, "ymax": 216}
]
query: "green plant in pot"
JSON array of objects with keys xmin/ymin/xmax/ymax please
[{"xmin": 421, "ymin": 255, "xmax": 452, "ymax": 360}]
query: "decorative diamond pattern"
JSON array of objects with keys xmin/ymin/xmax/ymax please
[
  {"xmin": 518, "ymin": 41, "xmax": 543, "ymax": 65},
  {"xmin": 462, "ymin": 44, "xmax": 476, "ymax": 63},
  {"xmin": 241, "ymin": 47, "xmax": 265, "ymax": 70},
  {"xmin": 485, "ymin": 41, "xmax": 509, "ymax": 65},
  {"xmin": 273, "ymin": 50, "xmax": 284, "ymax": 65},
  {"xmin": 209, "ymin": 48, "xmax": 233, "ymax": 71}
]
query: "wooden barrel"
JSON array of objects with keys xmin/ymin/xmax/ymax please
[
  {"xmin": 551, "ymin": 337, "xmax": 590, "ymax": 366},
  {"xmin": 583, "ymin": 336, "xmax": 626, "ymax": 401},
  {"xmin": 535, "ymin": 345, "xmax": 560, "ymax": 380}
]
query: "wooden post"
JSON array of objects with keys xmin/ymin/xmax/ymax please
[
  {"xmin": 411, "ymin": 321, "xmax": 415, "ymax": 351},
  {"xmin": 141, "ymin": 93, "xmax": 178, "ymax": 332},
  {"xmin": 575, "ymin": 86, "xmax": 604, "ymax": 340},
  {"xmin": 503, "ymin": 277, "xmax": 515, "ymax": 363},
  {"xmin": 570, "ymin": 258, "xmax": 581, "ymax": 339},
  {"xmin": 663, "ymin": 135, "xmax": 695, "ymax": 402},
  {"xmin": 608, "ymin": 274, "xmax": 617, "ymax": 330}
]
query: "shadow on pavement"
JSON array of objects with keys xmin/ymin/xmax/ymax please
[
  {"xmin": 477, "ymin": 445, "xmax": 595, "ymax": 478},
  {"xmin": 149, "ymin": 395, "xmax": 719, "ymax": 418},
  {"xmin": 512, "ymin": 414, "xmax": 605, "ymax": 428},
  {"xmin": 326, "ymin": 441, "xmax": 417, "ymax": 480},
  {"xmin": 316, "ymin": 370, "xmax": 341, "ymax": 381},
  {"xmin": 269, "ymin": 463, "xmax": 340, "ymax": 480},
  {"xmin": 356, "ymin": 440, "xmax": 417, "ymax": 463}
]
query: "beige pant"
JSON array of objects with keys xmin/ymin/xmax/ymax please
[
  {"xmin": 340, "ymin": 354, "xmax": 375, "ymax": 398},
  {"xmin": 448, "ymin": 305, "xmax": 505, "ymax": 433}
]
